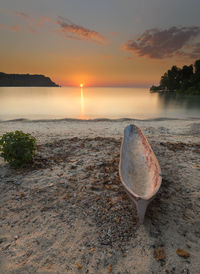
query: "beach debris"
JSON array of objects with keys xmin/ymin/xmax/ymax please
[
  {"xmin": 176, "ymin": 248, "xmax": 190, "ymax": 258},
  {"xmin": 90, "ymin": 185, "xmax": 104, "ymax": 191},
  {"xmin": 116, "ymin": 217, "xmax": 121, "ymax": 223},
  {"xmin": 0, "ymin": 238, "xmax": 7, "ymax": 244},
  {"xmin": 76, "ymin": 263, "xmax": 83, "ymax": 269},
  {"xmin": 154, "ymin": 247, "xmax": 166, "ymax": 261},
  {"xmin": 88, "ymin": 248, "xmax": 95, "ymax": 253},
  {"xmin": 108, "ymin": 264, "xmax": 112, "ymax": 273},
  {"xmin": 160, "ymin": 142, "xmax": 200, "ymax": 153},
  {"xmin": 69, "ymin": 176, "xmax": 77, "ymax": 182},
  {"xmin": 22, "ymin": 259, "xmax": 28, "ymax": 265},
  {"xmin": 70, "ymin": 159, "xmax": 77, "ymax": 162}
]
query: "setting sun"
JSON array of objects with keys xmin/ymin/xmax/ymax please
[{"xmin": 80, "ymin": 83, "xmax": 84, "ymax": 88}]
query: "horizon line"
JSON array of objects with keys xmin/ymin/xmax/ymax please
[{"xmin": 58, "ymin": 84, "xmax": 152, "ymax": 88}]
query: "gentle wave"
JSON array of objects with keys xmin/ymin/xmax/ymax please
[{"xmin": 1, "ymin": 117, "xmax": 199, "ymax": 123}]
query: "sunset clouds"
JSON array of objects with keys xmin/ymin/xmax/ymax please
[
  {"xmin": 57, "ymin": 16, "xmax": 105, "ymax": 43},
  {"xmin": 1, "ymin": 0, "xmax": 200, "ymax": 87},
  {"xmin": 0, "ymin": 23, "xmax": 21, "ymax": 32},
  {"xmin": 123, "ymin": 26, "xmax": 200, "ymax": 59},
  {"xmin": 1, "ymin": 9, "xmax": 200, "ymax": 59},
  {"xmin": 0, "ymin": 10, "xmax": 51, "ymax": 33},
  {"xmin": 16, "ymin": 11, "xmax": 51, "ymax": 28},
  {"xmin": 0, "ymin": 10, "xmax": 105, "ymax": 44}
]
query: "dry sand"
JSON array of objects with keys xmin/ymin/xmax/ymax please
[{"xmin": 0, "ymin": 118, "xmax": 200, "ymax": 274}]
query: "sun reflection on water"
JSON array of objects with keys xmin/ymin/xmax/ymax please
[{"xmin": 80, "ymin": 87, "xmax": 87, "ymax": 119}]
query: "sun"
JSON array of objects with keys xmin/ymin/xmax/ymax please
[{"xmin": 80, "ymin": 83, "xmax": 84, "ymax": 88}]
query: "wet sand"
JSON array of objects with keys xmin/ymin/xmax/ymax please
[{"xmin": 0, "ymin": 118, "xmax": 200, "ymax": 273}]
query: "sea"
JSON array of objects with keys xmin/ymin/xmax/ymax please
[{"xmin": 0, "ymin": 87, "xmax": 200, "ymax": 120}]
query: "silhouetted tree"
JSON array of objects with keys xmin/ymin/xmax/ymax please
[
  {"xmin": 181, "ymin": 65, "xmax": 193, "ymax": 81},
  {"xmin": 194, "ymin": 59, "xmax": 200, "ymax": 75},
  {"xmin": 159, "ymin": 66, "xmax": 181, "ymax": 91},
  {"xmin": 150, "ymin": 59, "xmax": 200, "ymax": 94}
]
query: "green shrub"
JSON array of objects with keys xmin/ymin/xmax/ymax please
[{"xmin": 0, "ymin": 130, "xmax": 37, "ymax": 167}]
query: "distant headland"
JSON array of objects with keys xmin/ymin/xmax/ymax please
[
  {"xmin": 150, "ymin": 59, "xmax": 200, "ymax": 95},
  {"xmin": 0, "ymin": 72, "xmax": 59, "ymax": 87}
]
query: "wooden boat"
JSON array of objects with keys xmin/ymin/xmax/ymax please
[{"xmin": 119, "ymin": 124, "xmax": 162, "ymax": 224}]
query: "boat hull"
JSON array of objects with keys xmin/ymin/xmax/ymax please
[{"xmin": 119, "ymin": 124, "xmax": 162, "ymax": 224}]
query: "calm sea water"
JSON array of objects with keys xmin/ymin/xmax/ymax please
[{"xmin": 0, "ymin": 87, "xmax": 200, "ymax": 120}]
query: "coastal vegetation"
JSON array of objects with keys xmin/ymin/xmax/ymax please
[
  {"xmin": 0, "ymin": 131, "xmax": 37, "ymax": 167},
  {"xmin": 150, "ymin": 59, "xmax": 200, "ymax": 95},
  {"xmin": 0, "ymin": 72, "xmax": 59, "ymax": 87}
]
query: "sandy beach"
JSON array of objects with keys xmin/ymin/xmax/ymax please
[{"xmin": 0, "ymin": 118, "xmax": 200, "ymax": 274}]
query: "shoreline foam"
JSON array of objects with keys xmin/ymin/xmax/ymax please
[{"xmin": 1, "ymin": 116, "xmax": 200, "ymax": 123}]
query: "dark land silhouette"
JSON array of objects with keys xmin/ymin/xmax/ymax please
[
  {"xmin": 0, "ymin": 72, "xmax": 59, "ymax": 87},
  {"xmin": 150, "ymin": 59, "xmax": 200, "ymax": 95}
]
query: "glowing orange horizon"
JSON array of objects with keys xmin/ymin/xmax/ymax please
[{"xmin": 54, "ymin": 78, "xmax": 157, "ymax": 88}]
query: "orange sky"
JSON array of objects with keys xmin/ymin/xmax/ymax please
[{"xmin": 0, "ymin": 1, "xmax": 200, "ymax": 87}]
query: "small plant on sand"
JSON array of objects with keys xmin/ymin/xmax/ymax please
[{"xmin": 0, "ymin": 130, "xmax": 37, "ymax": 167}]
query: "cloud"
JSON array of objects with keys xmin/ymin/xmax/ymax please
[
  {"xmin": 57, "ymin": 16, "xmax": 105, "ymax": 43},
  {"xmin": 0, "ymin": 10, "xmax": 51, "ymax": 34},
  {"xmin": 0, "ymin": 10, "xmax": 105, "ymax": 44},
  {"xmin": 187, "ymin": 43, "xmax": 200, "ymax": 58},
  {"xmin": 123, "ymin": 26, "xmax": 200, "ymax": 59},
  {"xmin": 0, "ymin": 23, "xmax": 21, "ymax": 32},
  {"xmin": 15, "ymin": 11, "xmax": 51, "ymax": 28},
  {"xmin": 15, "ymin": 11, "xmax": 29, "ymax": 19}
]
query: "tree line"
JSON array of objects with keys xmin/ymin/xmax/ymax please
[
  {"xmin": 0, "ymin": 72, "xmax": 59, "ymax": 87},
  {"xmin": 150, "ymin": 59, "xmax": 200, "ymax": 95}
]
